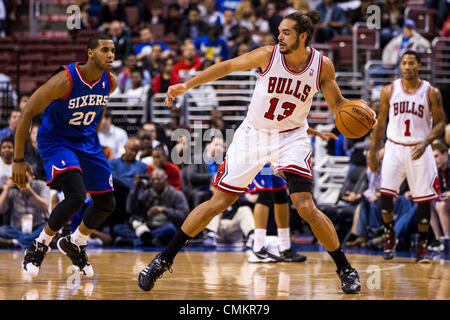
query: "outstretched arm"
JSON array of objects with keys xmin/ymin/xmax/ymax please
[
  {"xmin": 13, "ymin": 70, "xmax": 71, "ymax": 189},
  {"xmin": 164, "ymin": 46, "xmax": 274, "ymax": 106},
  {"xmin": 411, "ymin": 86, "xmax": 446, "ymax": 160}
]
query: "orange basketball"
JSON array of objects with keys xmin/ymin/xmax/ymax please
[{"xmin": 335, "ymin": 100, "xmax": 374, "ymax": 139}]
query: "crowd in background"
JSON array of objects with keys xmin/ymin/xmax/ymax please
[{"xmin": 0, "ymin": 0, "xmax": 449, "ymax": 254}]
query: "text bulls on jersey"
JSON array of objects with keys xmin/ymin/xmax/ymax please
[
  {"xmin": 393, "ymin": 101, "xmax": 424, "ymax": 118},
  {"xmin": 267, "ymin": 77, "xmax": 311, "ymax": 102}
]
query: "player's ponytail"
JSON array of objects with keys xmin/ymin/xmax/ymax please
[
  {"xmin": 284, "ymin": 10, "xmax": 320, "ymax": 46},
  {"xmin": 305, "ymin": 10, "xmax": 320, "ymax": 25}
]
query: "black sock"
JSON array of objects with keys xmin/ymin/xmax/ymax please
[
  {"xmin": 161, "ymin": 229, "xmax": 192, "ymax": 262},
  {"xmin": 328, "ymin": 247, "xmax": 351, "ymax": 273}
]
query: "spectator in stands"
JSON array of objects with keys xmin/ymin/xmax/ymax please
[
  {"xmin": 98, "ymin": 110, "xmax": 128, "ymax": 157},
  {"xmin": 152, "ymin": 57, "xmax": 180, "ymax": 94},
  {"xmin": 262, "ymin": 33, "xmax": 276, "ymax": 46},
  {"xmin": 380, "ymin": 0, "xmax": 404, "ymax": 47},
  {"xmin": 178, "ymin": 5, "xmax": 209, "ymax": 45},
  {"xmin": 114, "ymin": 168, "xmax": 189, "ymax": 246},
  {"xmin": 136, "ymin": 128, "xmax": 153, "ymax": 165},
  {"xmin": 194, "ymin": 25, "xmax": 229, "ymax": 63},
  {"xmin": 172, "ymin": 41, "xmax": 203, "ymax": 82},
  {"xmin": 18, "ymin": 94, "xmax": 30, "ymax": 111},
  {"xmin": 229, "ymin": 27, "xmax": 260, "ymax": 59},
  {"xmin": 0, "ymin": 137, "xmax": 13, "ymax": 189},
  {"xmin": 203, "ymin": 0, "xmax": 223, "ymax": 25},
  {"xmin": 0, "ymin": 108, "xmax": 20, "ymax": 142},
  {"xmin": 148, "ymin": 146, "xmax": 182, "ymax": 191},
  {"xmin": 0, "ymin": 173, "xmax": 50, "ymax": 248},
  {"xmin": 107, "ymin": 19, "xmax": 131, "ymax": 65},
  {"xmin": 97, "ymin": 0, "xmax": 127, "ymax": 31},
  {"xmin": 210, "ymin": 108, "xmax": 226, "ymax": 135},
  {"xmin": 187, "ymin": 59, "xmax": 219, "ymax": 108},
  {"xmin": 382, "ymin": 19, "xmax": 430, "ymax": 69},
  {"xmin": 142, "ymin": 122, "xmax": 169, "ymax": 155},
  {"xmin": 237, "ymin": 42, "xmax": 251, "ymax": 56},
  {"xmin": 24, "ymin": 124, "xmax": 45, "ymax": 181},
  {"xmin": 118, "ymin": 54, "xmax": 151, "ymax": 92},
  {"xmin": 235, "ymin": 0, "xmax": 269, "ymax": 34},
  {"xmin": 266, "ymin": 1, "xmax": 283, "ymax": 40},
  {"xmin": 147, "ymin": 43, "xmax": 164, "ymax": 80},
  {"xmin": 164, "ymin": 3, "xmax": 183, "ymax": 35},
  {"xmin": 220, "ymin": 8, "xmax": 239, "ymax": 48},
  {"xmin": 204, "ymin": 187, "xmax": 255, "ymax": 247},
  {"xmin": 349, "ymin": 0, "xmax": 371, "ymax": 30},
  {"xmin": 315, "ymin": 0, "xmax": 348, "ymax": 43},
  {"xmin": 121, "ymin": 69, "xmax": 150, "ymax": 108},
  {"xmin": 430, "ymin": 140, "xmax": 450, "ymax": 239},
  {"xmin": 146, "ymin": 1, "xmax": 165, "ymax": 25},
  {"xmin": 109, "ymin": 137, "xmax": 148, "ymax": 190},
  {"xmin": 134, "ymin": 27, "xmax": 171, "ymax": 63},
  {"xmin": 181, "ymin": 159, "xmax": 214, "ymax": 209}
]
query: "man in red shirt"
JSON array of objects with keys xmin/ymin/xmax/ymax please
[
  {"xmin": 172, "ymin": 42, "xmax": 203, "ymax": 82},
  {"xmin": 148, "ymin": 146, "xmax": 182, "ymax": 191}
]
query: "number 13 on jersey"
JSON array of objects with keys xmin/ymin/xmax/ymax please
[{"xmin": 264, "ymin": 98, "xmax": 297, "ymax": 121}]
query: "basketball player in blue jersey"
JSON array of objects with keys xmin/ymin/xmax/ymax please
[{"xmin": 12, "ymin": 34, "xmax": 118, "ymax": 278}]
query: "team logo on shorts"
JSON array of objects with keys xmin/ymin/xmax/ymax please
[
  {"xmin": 61, "ymin": 160, "xmax": 66, "ymax": 166},
  {"xmin": 102, "ymin": 82, "xmax": 105, "ymax": 89},
  {"xmin": 309, "ymin": 69, "xmax": 314, "ymax": 76},
  {"xmin": 109, "ymin": 174, "xmax": 113, "ymax": 187}
]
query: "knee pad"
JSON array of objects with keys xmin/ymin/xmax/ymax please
[
  {"xmin": 82, "ymin": 192, "xmax": 116, "ymax": 230},
  {"xmin": 284, "ymin": 172, "xmax": 313, "ymax": 194},
  {"xmin": 257, "ymin": 190, "xmax": 273, "ymax": 207},
  {"xmin": 380, "ymin": 194, "xmax": 394, "ymax": 212},
  {"xmin": 273, "ymin": 188, "xmax": 289, "ymax": 204}
]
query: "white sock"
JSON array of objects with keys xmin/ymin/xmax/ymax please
[
  {"xmin": 35, "ymin": 229, "xmax": 55, "ymax": 246},
  {"xmin": 278, "ymin": 228, "xmax": 291, "ymax": 252},
  {"xmin": 253, "ymin": 229, "xmax": 266, "ymax": 252},
  {"xmin": 71, "ymin": 228, "xmax": 89, "ymax": 246}
]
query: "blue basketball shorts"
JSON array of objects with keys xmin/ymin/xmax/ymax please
[
  {"xmin": 38, "ymin": 141, "xmax": 114, "ymax": 193},
  {"xmin": 247, "ymin": 163, "xmax": 287, "ymax": 194}
]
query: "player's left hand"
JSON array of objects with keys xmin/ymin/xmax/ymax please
[
  {"xmin": 411, "ymin": 141, "xmax": 428, "ymax": 160},
  {"xmin": 316, "ymin": 131, "xmax": 338, "ymax": 141},
  {"xmin": 12, "ymin": 161, "xmax": 34, "ymax": 190}
]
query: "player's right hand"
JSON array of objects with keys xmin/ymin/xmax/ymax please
[
  {"xmin": 164, "ymin": 83, "xmax": 188, "ymax": 107},
  {"xmin": 12, "ymin": 161, "xmax": 34, "ymax": 190}
]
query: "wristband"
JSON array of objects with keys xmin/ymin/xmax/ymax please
[{"xmin": 13, "ymin": 158, "xmax": 25, "ymax": 163}]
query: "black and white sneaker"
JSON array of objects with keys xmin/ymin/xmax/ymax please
[
  {"xmin": 248, "ymin": 247, "xmax": 283, "ymax": 263},
  {"xmin": 279, "ymin": 248, "xmax": 307, "ymax": 262},
  {"xmin": 138, "ymin": 253, "xmax": 173, "ymax": 291},
  {"xmin": 57, "ymin": 235, "xmax": 94, "ymax": 277},
  {"xmin": 23, "ymin": 240, "xmax": 50, "ymax": 278},
  {"xmin": 338, "ymin": 267, "xmax": 361, "ymax": 294}
]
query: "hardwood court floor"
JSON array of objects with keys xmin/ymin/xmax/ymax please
[{"xmin": 0, "ymin": 249, "xmax": 448, "ymax": 300}]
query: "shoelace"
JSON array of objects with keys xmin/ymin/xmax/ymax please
[
  {"xmin": 26, "ymin": 242, "xmax": 48, "ymax": 265},
  {"xmin": 141, "ymin": 259, "xmax": 173, "ymax": 279}
]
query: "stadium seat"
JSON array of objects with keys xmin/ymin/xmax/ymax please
[
  {"xmin": 47, "ymin": 37, "xmax": 72, "ymax": 46},
  {"xmin": 353, "ymin": 22, "xmax": 380, "ymax": 72},
  {"xmin": 24, "ymin": 44, "xmax": 57, "ymax": 55},
  {"xmin": 149, "ymin": 23, "xmax": 165, "ymax": 39},
  {"xmin": 125, "ymin": 6, "xmax": 140, "ymax": 34},
  {"xmin": 330, "ymin": 35, "xmax": 353, "ymax": 70},
  {"xmin": 312, "ymin": 43, "xmax": 334, "ymax": 62},
  {"xmin": 404, "ymin": 6, "xmax": 438, "ymax": 39}
]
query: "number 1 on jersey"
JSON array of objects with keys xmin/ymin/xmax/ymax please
[{"xmin": 404, "ymin": 119, "xmax": 411, "ymax": 136}]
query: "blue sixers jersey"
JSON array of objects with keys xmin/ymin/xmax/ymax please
[{"xmin": 38, "ymin": 61, "xmax": 113, "ymax": 154}]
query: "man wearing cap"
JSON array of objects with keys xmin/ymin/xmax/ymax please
[{"xmin": 382, "ymin": 19, "xmax": 431, "ymax": 67}]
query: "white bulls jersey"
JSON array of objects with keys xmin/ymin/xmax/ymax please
[
  {"xmin": 246, "ymin": 45, "xmax": 323, "ymax": 131},
  {"xmin": 387, "ymin": 78, "xmax": 432, "ymax": 144}
]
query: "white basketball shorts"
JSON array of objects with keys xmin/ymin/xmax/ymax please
[
  {"xmin": 214, "ymin": 118, "xmax": 313, "ymax": 195},
  {"xmin": 380, "ymin": 139, "xmax": 440, "ymax": 203}
]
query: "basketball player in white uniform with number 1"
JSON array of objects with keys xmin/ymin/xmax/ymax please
[
  {"xmin": 369, "ymin": 50, "xmax": 446, "ymax": 263},
  {"xmin": 138, "ymin": 11, "xmax": 377, "ymax": 294}
]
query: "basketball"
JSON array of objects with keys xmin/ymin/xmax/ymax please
[{"xmin": 335, "ymin": 100, "xmax": 374, "ymax": 139}]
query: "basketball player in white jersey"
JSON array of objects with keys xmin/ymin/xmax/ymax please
[
  {"xmin": 138, "ymin": 11, "xmax": 377, "ymax": 294},
  {"xmin": 369, "ymin": 50, "xmax": 446, "ymax": 263}
]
